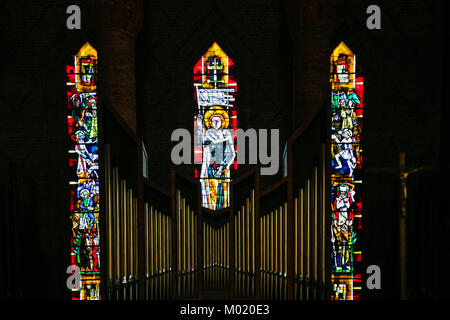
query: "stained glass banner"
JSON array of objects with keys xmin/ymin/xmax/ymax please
[
  {"xmin": 330, "ymin": 42, "xmax": 363, "ymax": 300},
  {"xmin": 66, "ymin": 43, "xmax": 101, "ymax": 300}
]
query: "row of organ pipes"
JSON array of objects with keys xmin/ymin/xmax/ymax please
[
  {"xmin": 293, "ymin": 161, "xmax": 326, "ymax": 300},
  {"xmin": 260, "ymin": 201, "xmax": 288, "ymax": 299},
  {"xmin": 144, "ymin": 203, "xmax": 172, "ymax": 300},
  {"xmin": 176, "ymin": 190, "xmax": 198, "ymax": 297},
  {"xmin": 104, "ymin": 146, "xmax": 326, "ymax": 300},
  {"xmin": 104, "ymin": 145, "xmax": 139, "ymax": 300},
  {"xmin": 203, "ymin": 222, "xmax": 230, "ymax": 288},
  {"xmin": 235, "ymin": 190, "xmax": 256, "ymax": 296}
]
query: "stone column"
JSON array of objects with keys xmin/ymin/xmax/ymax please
[
  {"xmin": 289, "ymin": 0, "xmax": 337, "ymax": 129},
  {"xmin": 93, "ymin": 0, "xmax": 143, "ymax": 133}
]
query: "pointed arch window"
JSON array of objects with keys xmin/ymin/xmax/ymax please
[
  {"xmin": 193, "ymin": 42, "xmax": 237, "ymax": 210},
  {"xmin": 330, "ymin": 42, "xmax": 364, "ymax": 300},
  {"xmin": 66, "ymin": 42, "xmax": 101, "ymax": 300}
]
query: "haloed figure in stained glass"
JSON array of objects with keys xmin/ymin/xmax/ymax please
[
  {"xmin": 78, "ymin": 180, "xmax": 99, "ymax": 230},
  {"xmin": 332, "ymin": 128, "xmax": 357, "ymax": 177},
  {"xmin": 74, "ymin": 131, "xmax": 99, "ymax": 178},
  {"xmin": 70, "ymin": 92, "xmax": 98, "ymax": 143},
  {"xmin": 339, "ymin": 92, "xmax": 360, "ymax": 131},
  {"xmin": 198, "ymin": 107, "xmax": 235, "ymax": 210},
  {"xmin": 331, "ymin": 184, "xmax": 355, "ymax": 271},
  {"xmin": 86, "ymin": 231, "xmax": 100, "ymax": 272}
]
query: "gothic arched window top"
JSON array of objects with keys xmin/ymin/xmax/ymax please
[{"xmin": 330, "ymin": 41, "xmax": 356, "ymax": 91}]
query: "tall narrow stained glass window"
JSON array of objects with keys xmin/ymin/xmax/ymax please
[
  {"xmin": 66, "ymin": 43, "xmax": 101, "ymax": 300},
  {"xmin": 330, "ymin": 42, "xmax": 363, "ymax": 300},
  {"xmin": 193, "ymin": 42, "xmax": 237, "ymax": 210}
]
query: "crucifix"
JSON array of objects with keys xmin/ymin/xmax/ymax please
[
  {"xmin": 367, "ymin": 152, "xmax": 437, "ymax": 299},
  {"xmin": 398, "ymin": 153, "xmax": 424, "ymax": 300}
]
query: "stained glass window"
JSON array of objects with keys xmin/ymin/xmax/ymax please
[
  {"xmin": 330, "ymin": 42, "xmax": 363, "ymax": 300},
  {"xmin": 66, "ymin": 42, "xmax": 100, "ymax": 300},
  {"xmin": 193, "ymin": 42, "xmax": 237, "ymax": 210}
]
